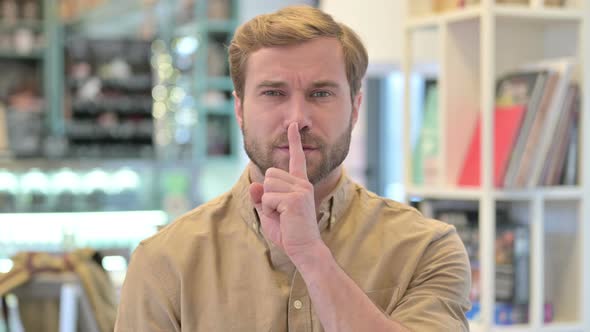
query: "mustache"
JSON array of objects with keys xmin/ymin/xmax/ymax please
[{"xmin": 271, "ymin": 131, "xmax": 324, "ymax": 148}]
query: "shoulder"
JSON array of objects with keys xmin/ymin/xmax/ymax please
[
  {"xmin": 131, "ymin": 190, "xmax": 239, "ymax": 264},
  {"xmin": 350, "ymin": 182, "xmax": 455, "ymax": 241}
]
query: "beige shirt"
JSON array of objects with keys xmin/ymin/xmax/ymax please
[{"xmin": 115, "ymin": 169, "xmax": 471, "ymax": 331}]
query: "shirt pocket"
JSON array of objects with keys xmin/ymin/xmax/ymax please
[{"xmin": 364, "ymin": 287, "xmax": 400, "ymax": 315}]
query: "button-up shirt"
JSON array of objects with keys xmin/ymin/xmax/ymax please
[{"xmin": 115, "ymin": 168, "xmax": 471, "ymax": 331}]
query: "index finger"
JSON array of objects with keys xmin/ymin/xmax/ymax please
[{"xmin": 288, "ymin": 122, "xmax": 308, "ymax": 180}]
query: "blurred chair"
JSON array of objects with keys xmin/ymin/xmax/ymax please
[
  {"xmin": 0, "ymin": 249, "xmax": 117, "ymax": 332},
  {"xmin": 11, "ymin": 273, "xmax": 100, "ymax": 332}
]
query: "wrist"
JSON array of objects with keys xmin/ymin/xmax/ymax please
[{"xmin": 287, "ymin": 239, "xmax": 332, "ymax": 271}]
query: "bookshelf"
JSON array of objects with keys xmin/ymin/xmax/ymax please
[
  {"xmin": 0, "ymin": 0, "xmax": 64, "ymax": 155},
  {"xmin": 164, "ymin": 0, "xmax": 244, "ymax": 202},
  {"xmin": 402, "ymin": 0, "xmax": 589, "ymax": 331}
]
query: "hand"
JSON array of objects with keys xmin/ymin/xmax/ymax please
[{"xmin": 249, "ymin": 123, "xmax": 322, "ymax": 258}]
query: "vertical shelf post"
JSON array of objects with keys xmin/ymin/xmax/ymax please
[
  {"xmin": 530, "ymin": 195, "xmax": 544, "ymax": 328},
  {"xmin": 580, "ymin": 1, "xmax": 590, "ymax": 330},
  {"xmin": 43, "ymin": 0, "xmax": 65, "ymax": 137},
  {"xmin": 480, "ymin": 0, "xmax": 496, "ymax": 328}
]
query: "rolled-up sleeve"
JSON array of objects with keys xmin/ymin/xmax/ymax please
[
  {"xmin": 391, "ymin": 228, "xmax": 472, "ymax": 331},
  {"xmin": 114, "ymin": 243, "xmax": 181, "ymax": 332}
]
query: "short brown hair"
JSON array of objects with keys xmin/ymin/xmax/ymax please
[{"xmin": 228, "ymin": 5, "xmax": 368, "ymax": 101}]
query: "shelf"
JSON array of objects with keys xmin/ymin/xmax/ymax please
[
  {"xmin": 406, "ymin": 186, "xmax": 483, "ymax": 200},
  {"xmin": 0, "ymin": 20, "xmax": 43, "ymax": 31},
  {"xmin": 63, "ymin": 0, "xmax": 146, "ymax": 27},
  {"xmin": 539, "ymin": 322, "xmax": 585, "ymax": 332},
  {"xmin": 494, "ymin": 5, "xmax": 583, "ymax": 22},
  {"xmin": 496, "ymin": 186, "xmax": 582, "ymax": 200},
  {"xmin": 468, "ymin": 320, "xmax": 585, "ymax": 331},
  {"xmin": 72, "ymin": 97, "xmax": 153, "ymax": 115},
  {"xmin": 470, "ymin": 320, "xmax": 484, "ymax": 332},
  {"xmin": 406, "ymin": 186, "xmax": 583, "ymax": 201},
  {"xmin": 490, "ymin": 324, "xmax": 530, "ymax": 332},
  {"xmin": 406, "ymin": 4, "xmax": 582, "ymax": 30},
  {"xmin": 406, "ymin": 5, "xmax": 482, "ymax": 30},
  {"xmin": 482, "ymin": 322, "xmax": 586, "ymax": 332},
  {"xmin": 0, "ymin": 50, "xmax": 44, "ymax": 60},
  {"xmin": 70, "ymin": 76, "xmax": 152, "ymax": 92}
]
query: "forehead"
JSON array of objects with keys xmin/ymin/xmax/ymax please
[{"xmin": 244, "ymin": 37, "xmax": 348, "ymax": 88}]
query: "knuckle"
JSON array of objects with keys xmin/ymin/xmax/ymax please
[
  {"xmin": 266, "ymin": 167, "xmax": 280, "ymax": 178},
  {"xmin": 263, "ymin": 179, "xmax": 273, "ymax": 192},
  {"xmin": 291, "ymin": 192, "xmax": 307, "ymax": 205}
]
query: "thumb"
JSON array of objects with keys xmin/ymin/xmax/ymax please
[{"xmin": 249, "ymin": 182, "xmax": 264, "ymax": 209}]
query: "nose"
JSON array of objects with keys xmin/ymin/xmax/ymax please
[{"xmin": 283, "ymin": 94, "xmax": 312, "ymax": 132}]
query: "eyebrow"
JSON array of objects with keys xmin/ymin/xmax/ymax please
[
  {"xmin": 255, "ymin": 80, "xmax": 288, "ymax": 89},
  {"xmin": 310, "ymin": 80, "xmax": 341, "ymax": 89},
  {"xmin": 255, "ymin": 80, "xmax": 342, "ymax": 90}
]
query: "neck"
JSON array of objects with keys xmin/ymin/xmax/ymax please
[{"xmin": 248, "ymin": 163, "xmax": 343, "ymax": 215}]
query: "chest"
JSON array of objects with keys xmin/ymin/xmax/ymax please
[{"xmin": 177, "ymin": 230, "xmax": 407, "ymax": 332}]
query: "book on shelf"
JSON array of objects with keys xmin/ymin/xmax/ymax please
[
  {"xmin": 412, "ymin": 83, "xmax": 440, "ymax": 186},
  {"xmin": 458, "ymin": 69, "xmax": 546, "ymax": 187},
  {"xmin": 501, "ymin": 69, "xmax": 552, "ymax": 187},
  {"xmin": 520, "ymin": 58, "xmax": 576, "ymax": 187},
  {"xmin": 457, "ymin": 105, "xmax": 527, "ymax": 187},
  {"xmin": 433, "ymin": 202, "xmax": 531, "ymax": 316},
  {"xmin": 456, "ymin": 58, "xmax": 578, "ymax": 188},
  {"xmin": 562, "ymin": 111, "xmax": 579, "ymax": 186},
  {"xmin": 539, "ymin": 84, "xmax": 579, "ymax": 186}
]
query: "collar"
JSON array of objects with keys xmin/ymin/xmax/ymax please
[{"xmin": 233, "ymin": 163, "xmax": 356, "ymax": 244}]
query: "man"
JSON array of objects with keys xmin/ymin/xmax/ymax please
[{"xmin": 115, "ymin": 5, "xmax": 471, "ymax": 332}]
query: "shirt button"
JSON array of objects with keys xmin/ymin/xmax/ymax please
[{"xmin": 293, "ymin": 300, "xmax": 303, "ymax": 310}]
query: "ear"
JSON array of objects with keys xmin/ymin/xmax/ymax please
[
  {"xmin": 233, "ymin": 91, "xmax": 244, "ymax": 129},
  {"xmin": 351, "ymin": 91, "xmax": 362, "ymax": 128}
]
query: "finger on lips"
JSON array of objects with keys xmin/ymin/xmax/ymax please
[{"xmin": 288, "ymin": 122, "xmax": 308, "ymax": 180}]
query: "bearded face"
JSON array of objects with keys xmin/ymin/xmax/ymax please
[
  {"xmin": 242, "ymin": 116, "xmax": 353, "ymax": 185},
  {"xmin": 235, "ymin": 38, "xmax": 361, "ymax": 185}
]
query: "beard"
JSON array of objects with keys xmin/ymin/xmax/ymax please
[{"xmin": 242, "ymin": 118, "xmax": 353, "ymax": 185}]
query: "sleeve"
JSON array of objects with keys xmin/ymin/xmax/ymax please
[
  {"xmin": 114, "ymin": 243, "xmax": 181, "ymax": 332},
  {"xmin": 391, "ymin": 227, "xmax": 472, "ymax": 332}
]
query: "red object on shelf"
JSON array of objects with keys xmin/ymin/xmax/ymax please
[{"xmin": 458, "ymin": 105, "xmax": 527, "ymax": 187}]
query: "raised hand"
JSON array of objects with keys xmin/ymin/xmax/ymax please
[{"xmin": 249, "ymin": 123, "xmax": 322, "ymax": 258}]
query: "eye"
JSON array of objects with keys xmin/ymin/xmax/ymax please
[
  {"xmin": 262, "ymin": 90, "xmax": 284, "ymax": 97},
  {"xmin": 310, "ymin": 90, "xmax": 332, "ymax": 97}
]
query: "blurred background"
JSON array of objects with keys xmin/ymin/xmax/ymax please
[
  {"xmin": 0, "ymin": 0, "xmax": 407, "ymax": 267},
  {"xmin": 0, "ymin": 0, "xmax": 588, "ymax": 331}
]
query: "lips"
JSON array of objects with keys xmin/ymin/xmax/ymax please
[{"xmin": 276, "ymin": 146, "xmax": 318, "ymax": 151}]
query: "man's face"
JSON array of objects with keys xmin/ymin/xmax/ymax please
[{"xmin": 234, "ymin": 37, "xmax": 362, "ymax": 184}]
